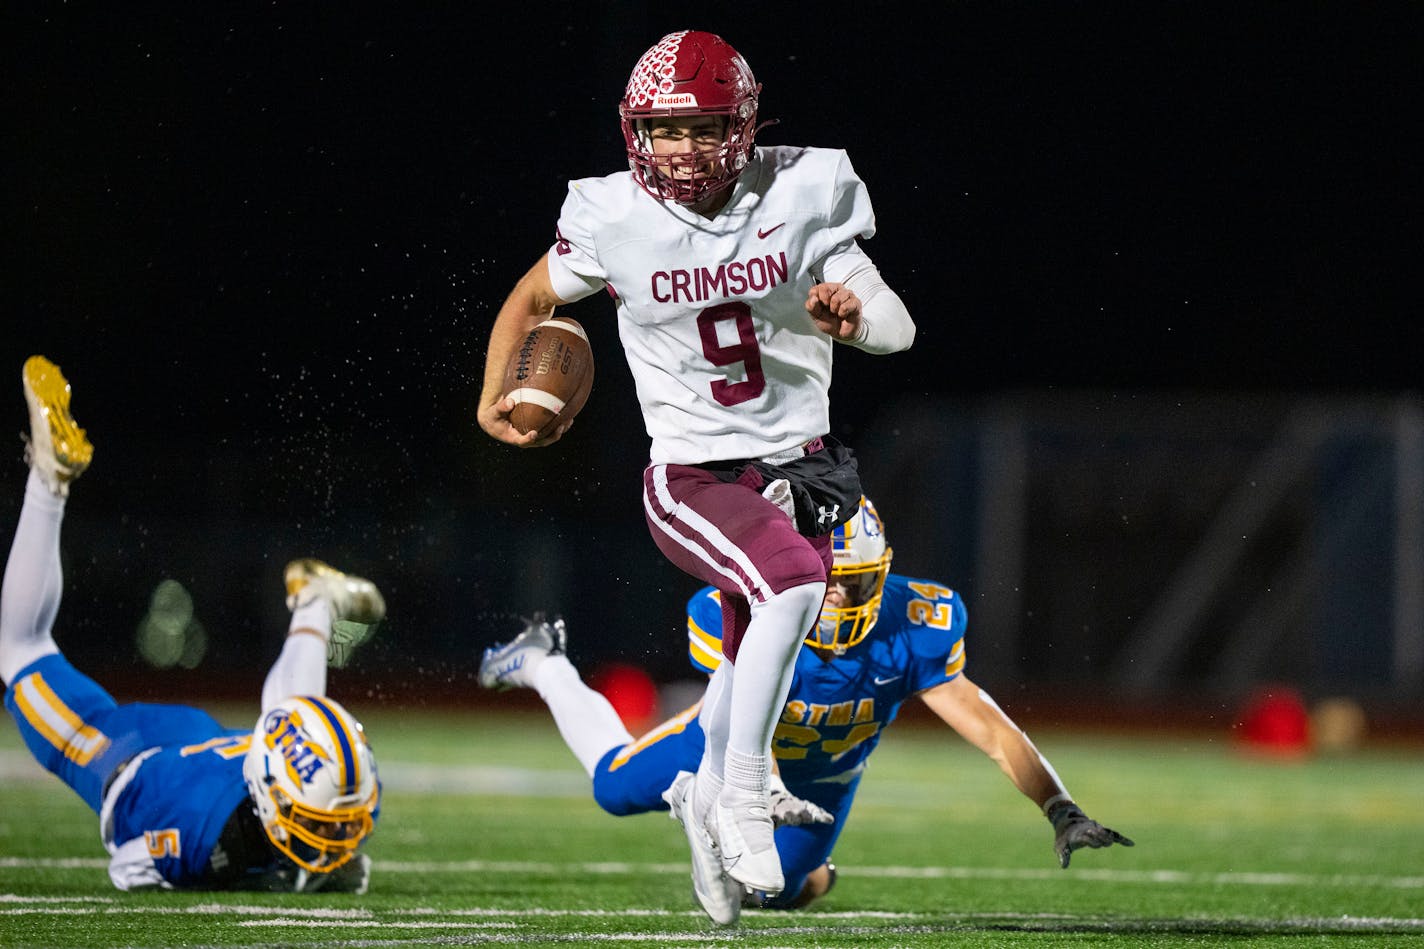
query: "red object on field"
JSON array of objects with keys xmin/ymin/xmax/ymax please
[
  {"xmin": 589, "ymin": 662, "xmax": 660, "ymax": 733},
  {"xmin": 1235, "ymin": 686, "xmax": 1311, "ymax": 756}
]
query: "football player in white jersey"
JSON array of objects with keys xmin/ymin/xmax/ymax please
[
  {"xmin": 3, "ymin": 356, "xmax": 384, "ymax": 891},
  {"xmin": 479, "ymin": 498, "xmax": 1132, "ymax": 924},
  {"xmin": 478, "ymin": 30, "xmax": 915, "ymax": 899}
]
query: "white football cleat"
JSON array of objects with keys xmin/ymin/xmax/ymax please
[
  {"xmin": 22, "ymin": 356, "xmax": 93, "ymax": 498},
  {"xmin": 715, "ymin": 787, "xmax": 784, "ymax": 895},
  {"xmin": 663, "ymin": 771, "xmax": 742, "ymax": 926},
  {"xmin": 478, "ymin": 612, "xmax": 566, "ymax": 691},
  {"xmin": 284, "ymin": 559, "xmax": 386, "ymax": 667}
]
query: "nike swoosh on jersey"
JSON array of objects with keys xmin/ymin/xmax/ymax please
[
  {"xmin": 757, "ymin": 223, "xmax": 786, "ymax": 239},
  {"xmin": 874, "ymin": 675, "xmax": 902, "ymax": 685}
]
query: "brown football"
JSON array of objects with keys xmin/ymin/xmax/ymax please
[{"xmin": 502, "ymin": 316, "xmax": 594, "ymax": 438}]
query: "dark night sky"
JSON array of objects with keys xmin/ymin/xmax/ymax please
[
  {"xmin": 2, "ymin": 4, "xmax": 1415, "ymax": 694},
  {"xmin": 9, "ymin": 4, "xmax": 1411, "ymax": 401}
]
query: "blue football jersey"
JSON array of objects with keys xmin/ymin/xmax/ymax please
[
  {"xmin": 106, "ymin": 731, "xmax": 256, "ymax": 887},
  {"xmin": 685, "ymin": 574, "xmax": 967, "ymax": 784}
]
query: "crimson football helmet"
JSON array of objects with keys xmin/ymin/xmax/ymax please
[
  {"xmin": 618, "ymin": 30, "xmax": 762, "ymax": 205},
  {"xmin": 808, "ymin": 497, "xmax": 893, "ymax": 655}
]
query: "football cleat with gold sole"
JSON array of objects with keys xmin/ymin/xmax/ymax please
[
  {"xmin": 22, "ymin": 356, "xmax": 93, "ymax": 498},
  {"xmin": 284, "ymin": 559, "xmax": 386, "ymax": 667}
]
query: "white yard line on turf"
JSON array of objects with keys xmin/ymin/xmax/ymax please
[
  {"xmin": 3, "ymin": 896, "xmax": 1424, "ymax": 944},
  {"xmin": 0, "ymin": 751, "xmax": 590, "ymax": 797},
  {"xmin": 4, "ymin": 856, "xmax": 1424, "ymax": 890}
]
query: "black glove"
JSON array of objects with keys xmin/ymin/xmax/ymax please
[{"xmin": 1048, "ymin": 801, "xmax": 1134, "ymax": 868}]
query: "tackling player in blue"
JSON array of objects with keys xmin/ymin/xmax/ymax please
[
  {"xmin": 2, "ymin": 356, "xmax": 384, "ymax": 892},
  {"xmin": 480, "ymin": 496, "xmax": 1133, "ymax": 924}
]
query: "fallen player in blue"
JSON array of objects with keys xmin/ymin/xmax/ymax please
[
  {"xmin": 480, "ymin": 496, "xmax": 1132, "ymax": 924},
  {"xmin": 2, "ymin": 356, "xmax": 385, "ymax": 891}
]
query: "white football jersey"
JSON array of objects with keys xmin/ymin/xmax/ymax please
[{"xmin": 546, "ymin": 146, "xmax": 878, "ymax": 465}]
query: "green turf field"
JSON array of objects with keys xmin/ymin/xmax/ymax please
[{"xmin": 2, "ymin": 706, "xmax": 1421, "ymax": 947}]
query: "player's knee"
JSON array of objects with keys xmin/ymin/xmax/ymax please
[
  {"xmin": 591, "ymin": 787, "xmax": 636, "ymax": 816},
  {"xmin": 590, "ymin": 787, "xmax": 635, "ymax": 816},
  {"xmin": 795, "ymin": 862, "xmax": 837, "ymax": 907},
  {"xmin": 759, "ymin": 579, "xmax": 826, "ymax": 630},
  {"xmin": 765, "ymin": 541, "xmax": 829, "ymax": 594},
  {"xmin": 0, "ymin": 636, "xmax": 59, "ymax": 687},
  {"xmin": 755, "ymin": 862, "xmax": 835, "ymax": 910},
  {"xmin": 590, "ymin": 773, "xmax": 650, "ymax": 817},
  {"xmin": 740, "ymin": 580, "xmax": 826, "ymax": 661},
  {"xmin": 770, "ymin": 577, "xmax": 826, "ymax": 611}
]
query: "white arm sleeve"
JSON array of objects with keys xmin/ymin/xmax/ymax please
[
  {"xmin": 546, "ymin": 248, "xmax": 605, "ymax": 303},
  {"xmin": 837, "ymin": 260, "xmax": 916, "ymax": 354}
]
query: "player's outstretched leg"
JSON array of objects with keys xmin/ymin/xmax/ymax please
[
  {"xmin": 479, "ymin": 615, "xmax": 634, "ymax": 777},
  {"xmin": 478, "ymin": 612, "xmax": 566, "ymax": 690},
  {"xmin": 284, "ymin": 559, "xmax": 386, "ymax": 668},
  {"xmin": 2, "ymin": 357, "xmax": 90, "ymax": 685},
  {"xmin": 664, "ymin": 771, "xmax": 742, "ymax": 926},
  {"xmin": 262, "ymin": 561, "xmax": 386, "ymax": 709},
  {"xmin": 21, "ymin": 356, "xmax": 92, "ymax": 498}
]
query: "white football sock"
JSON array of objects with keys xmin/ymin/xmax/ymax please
[
  {"xmin": 259, "ymin": 600, "xmax": 333, "ymax": 710},
  {"xmin": 290, "ymin": 600, "xmax": 333, "ymax": 641},
  {"xmin": 0, "ymin": 470, "xmax": 66, "ymax": 684},
  {"xmin": 698, "ymin": 661, "xmax": 732, "ymax": 775},
  {"xmin": 533, "ymin": 654, "xmax": 634, "ymax": 777},
  {"xmin": 722, "ymin": 579, "xmax": 825, "ymax": 792},
  {"xmin": 692, "ymin": 662, "xmax": 732, "ymax": 826},
  {"xmin": 724, "ymin": 746, "xmax": 770, "ymax": 797}
]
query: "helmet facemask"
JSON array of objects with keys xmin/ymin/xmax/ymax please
[
  {"xmin": 255, "ymin": 782, "xmax": 377, "ymax": 872},
  {"xmin": 808, "ymin": 498, "xmax": 892, "ymax": 655},
  {"xmin": 623, "ymin": 107, "xmax": 759, "ymax": 205},
  {"xmin": 242, "ymin": 696, "xmax": 380, "ymax": 873}
]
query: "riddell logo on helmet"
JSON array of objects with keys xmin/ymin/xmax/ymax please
[{"xmin": 653, "ymin": 93, "xmax": 699, "ymax": 108}]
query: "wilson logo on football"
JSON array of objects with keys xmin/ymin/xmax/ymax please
[{"xmin": 534, "ymin": 340, "xmax": 573, "ymax": 377}]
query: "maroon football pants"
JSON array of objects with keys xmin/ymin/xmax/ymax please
[{"xmin": 642, "ymin": 463, "xmax": 831, "ymax": 661}]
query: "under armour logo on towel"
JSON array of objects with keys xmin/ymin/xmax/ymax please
[{"xmin": 817, "ymin": 503, "xmax": 840, "ymax": 526}]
